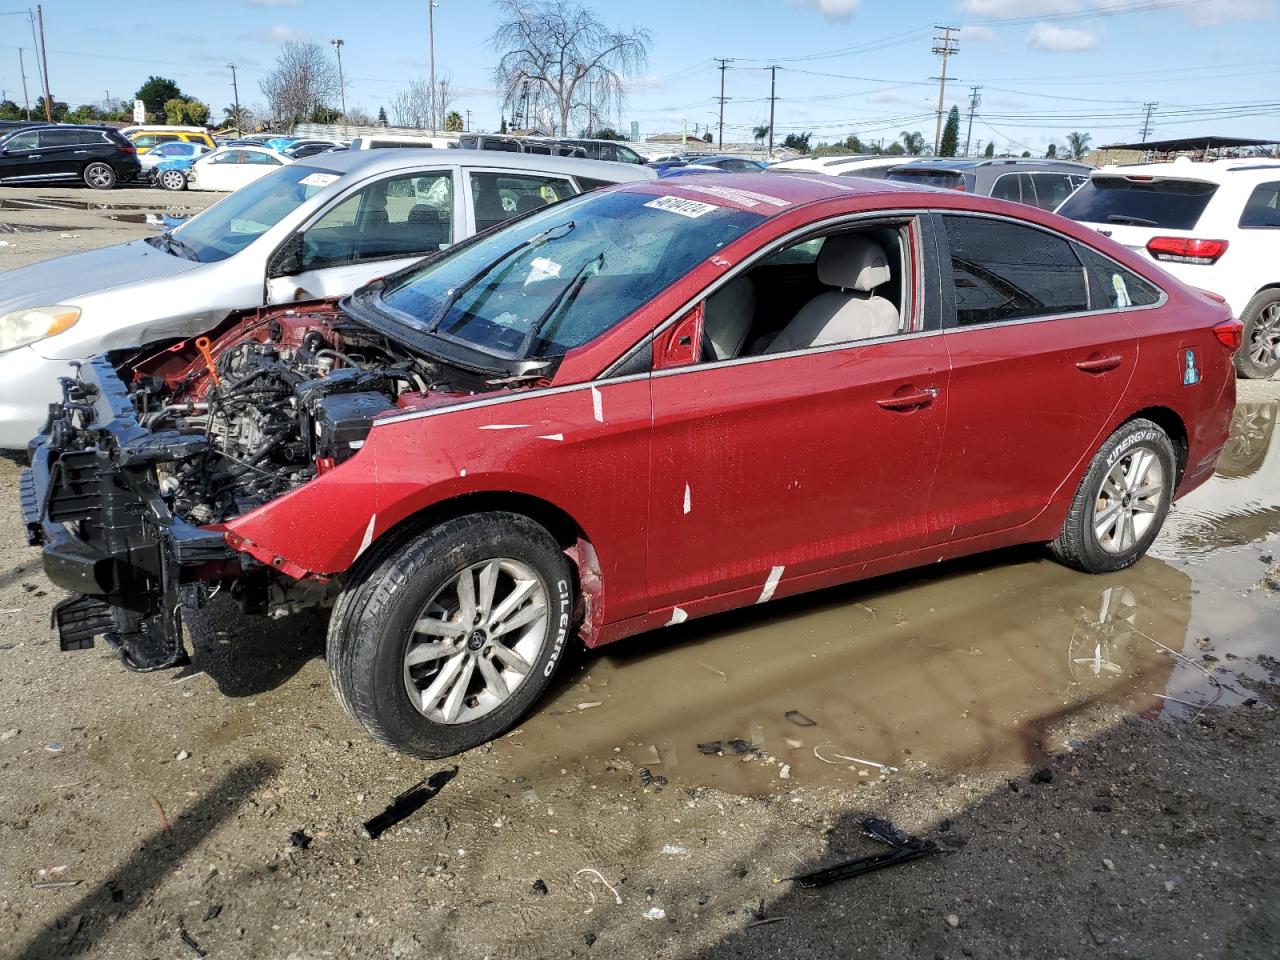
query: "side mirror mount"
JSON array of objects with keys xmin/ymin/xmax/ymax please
[
  {"xmin": 267, "ymin": 234, "xmax": 304, "ymax": 278},
  {"xmin": 653, "ymin": 302, "xmax": 704, "ymax": 370}
]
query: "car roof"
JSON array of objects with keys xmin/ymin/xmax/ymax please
[
  {"xmin": 298, "ymin": 147, "xmax": 657, "ymax": 182},
  {"xmin": 623, "ymin": 170, "xmax": 914, "ymax": 208},
  {"xmin": 1092, "ymin": 156, "xmax": 1280, "ymax": 184},
  {"xmin": 889, "ymin": 158, "xmax": 1092, "ymax": 173}
]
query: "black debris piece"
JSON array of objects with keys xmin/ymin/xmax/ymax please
[
  {"xmin": 584, "ymin": 932, "xmax": 597, "ymax": 946},
  {"xmin": 727, "ymin": 739, "xmax": 758, "ymax": 755},
  {"xmin": 697, "ymin": 741, "xmax": 723, "ymax": 755},
  {"xmin": 1030, "ymin": 768, "xmax": 1054, "ymax": 784},
  {"xmin": 637, "ymin": 767, "xmax": 669, "ymax": 787},
  {"xmin": 1007, "ymin": 780, "xmax": 1020, "ymax": 793},
  {"xmin": 531, "ymin": 879, "xmax": 549, "ymax": 896},
  {"xmin": 179, "ymin": 928, "xmax": 207, "ymax": 958},
  {"xmin": 288, "ymin": 830, "xmax": 312, "ymax": 849},
  {"xmin": 1259, "ymin": 552, "xmax": 1274, "ymax": 564},
  {"xmin": 789, "ymin": 817, "xmax": 938, "ymax": 888},
  {"xmin": 784, "ymin": 710, "xmax": 816, "ymax": 727},
  {"xmin": 203, "ymin": 903, "xmax": 223, "ymax": 922},
  {"xmin": 362, "ymin": 766, "xmax": 459, "ymax": 840},
  {"xmin": 1092, "ymin": 804, "xmax": 1113, "ymax": 813}
]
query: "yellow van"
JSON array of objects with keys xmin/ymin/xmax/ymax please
[{"xmin": 126, "ymin": 127, "xmax": 216, "ymax": 154}]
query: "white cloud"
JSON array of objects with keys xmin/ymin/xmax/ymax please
[
  {"xmin": 960, "ymin": 0, "xmax": 1078, "ymax": 15},
  {"xmin": 1026, "ymin": 21, "xmax": 1098, "ymax": 50},
  {"xmin": 793, "ymin": 0, "xmax": 861, "ymax": 22},
  {"xmin": 959, "ymin": 24, "xmax": 997, "ymax": 42}
]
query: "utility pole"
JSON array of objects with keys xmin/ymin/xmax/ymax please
[
  {"xmin": 715, "ymin": 57, "xmax": 733, "ymax": 150},
  {"xmin": 930, "ymin": 25, "xmax": 959, "ymax": 155},
  {"xmin": 767, "ymin": 65, "xmax": 777, "ymax": 158},
  {"xmin": 963, "ymin": 84, "xmax": 981, "ymax": 158},
  {"xmin": 330, "ymin": 39, "xmax": 347, "ymax": 119},
  {"xmin": 36, "ymin": 5, "xmax": 53, "ymax": 122},
  {"xmin": 18, "ymin": 48, "xmax": 31, "ymax": 119},
  {"xmin": 428, "ymin": 1, "xmax": 439, "ymax": 132},
  {"xmin": 465, "ymin": 108, "xmax": 471, "ymax": 132},
  {"xmin": 227, "ymin": 63, "xmax": 241, "ymax": 136},
  {"xmin": 1139, "ymin": 101, "xmax": 1158, "ymax": 141}
]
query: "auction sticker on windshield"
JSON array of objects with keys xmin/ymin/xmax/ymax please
[
  {"xmin": 299, "ymin": 172, "xmax": 340, "ymax": 188},
  {"xmin": 645, "ymin": 196, "xmax": 719, "ymax": 218}
]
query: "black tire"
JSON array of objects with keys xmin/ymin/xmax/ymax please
[
  {"xmin": 83, "ymin": 161, "xmax": 116, "ymax": 190},
  {"xmin": 158, "ymin": 169, "xmax": 188, "ymax": 192},
  {"xmin": 1049, "ymin": 418, "xmax": 1177, "ymax": 574},
  {"xmin": 1234, "ymin": 289, "xmax": 1280, "ymax": 380},
  {"xmin": 328, "ymin": 512, "xmax": 574, "ymax": 758}
]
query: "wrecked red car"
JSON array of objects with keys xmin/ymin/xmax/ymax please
[{"xmin": 23, "ymin": 174, "xmax": 1240, "ymax": 757}]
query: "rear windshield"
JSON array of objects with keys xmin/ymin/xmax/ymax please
[
  {"xmin": 1057, "ymin": 177, "xmax": 1217, "ymax": 230},
  {"xmin": 886, "ymin": 169, "xmax": 967, "ymax": 189}
]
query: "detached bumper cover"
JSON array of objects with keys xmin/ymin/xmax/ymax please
[{"xmin": 24, "ymin": 358, "xmax": 235, "ymax": 670}]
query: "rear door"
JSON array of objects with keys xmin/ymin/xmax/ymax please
[
  {"xmin": 465, "ymin": 169, "xmax": 577, "ymax": 233},
  {"xmin": 36, "ymin": 128, "xmax": 85, "ymax": 180},
  {"xmin": 930, "ymin": 213, "xmax": 1142, "ymax": 542}
]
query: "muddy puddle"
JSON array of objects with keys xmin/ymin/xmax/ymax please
[
  {"xmin": 505, "ymin": 402, "xmax": 1280, "ymax": 795},
  {"xmin": 0, "ymin": 195, "xmax": 193, "ymax": 226}
]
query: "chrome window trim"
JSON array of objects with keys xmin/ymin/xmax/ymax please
[{"xmin": 937, "ymin": 210, "xmax": 1169, "ymax": 332}]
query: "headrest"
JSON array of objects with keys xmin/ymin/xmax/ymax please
[{"xmin": 817, "ymin": 234, "xmax": 891, "ymax": 291}]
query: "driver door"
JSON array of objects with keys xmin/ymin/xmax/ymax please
[{"xmin": 266, "ymin": 169, "xmax": 460, "ymax": 303}]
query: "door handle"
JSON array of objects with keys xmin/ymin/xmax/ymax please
[
  {"xmin": 74, "ymin": 149, "xmax": 88, "ymax": 154},
  {"xmin": 1075, "ymin": 354, "xmax": 1123, "ymax": 374},
  {"xmin": 876, "ymin": 387, "xmax": 938, "ymax": 411}
]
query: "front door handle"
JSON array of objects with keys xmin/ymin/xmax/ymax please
[
  {"xmin": 876, "ymin": 387, "xmax": 939, "ymax": 411},
  {"xmin": 1075, "ymin": 354, "xmax": 1123, "ymax": 374}
]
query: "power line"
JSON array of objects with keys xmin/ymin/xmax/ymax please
[{"xmin": 931, "ymin": 25, "xmax": 959, "ymax": 154}]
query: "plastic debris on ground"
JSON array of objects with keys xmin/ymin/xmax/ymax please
[
  {"xmin": 789, "ymin": 817, "xmax": 938, "ymax": 888},
  {"xmin": 361, "ymin": 766, "xmax": 458, "ymax": 840}
]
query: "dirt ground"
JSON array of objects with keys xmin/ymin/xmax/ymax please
[{"xmin": 1, "ymin": 186, "xmax": 1278, "ymax": 960}]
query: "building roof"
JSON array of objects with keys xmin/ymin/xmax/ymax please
[{"xmin": 1097, "ymin": 135, "xmax": 1277, "ymax": 152}]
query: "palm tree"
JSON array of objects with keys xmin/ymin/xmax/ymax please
[
  {"xmin": 1066, "ymin": 131, "xmax": 1092, "ymax": 160},
  {"xmin": 900, "ymin": 130, "xmax": 925, "ymax": 155},
  {"xmin": 752, "ymin": 124, "xmax": 770, "ymax": 146}
]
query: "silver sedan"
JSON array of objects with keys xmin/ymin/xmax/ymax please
[{"xmin": 0, "ymin": 150, "xmax": 655, "ymax": 447}]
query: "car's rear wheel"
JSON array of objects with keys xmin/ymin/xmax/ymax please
[
  {"xmin": 328, "ymin": 512, "xmax": 574, "ymax": 758},
  {"xmin": 1235, "ymin": 290, "xmax": 1280, "ymax": 380},
  {"xmin": 1050, "ymin": 418, "xmax": 1177, "ymax": 574},
  {"xmin": 83, "ymin": 162, "xmax": 116, "ymax": 190},
  {"xmin": 158, "ymin": 169, "xmax": 188, "ymax": 191}
]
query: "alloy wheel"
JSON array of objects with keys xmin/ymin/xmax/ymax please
[
  {"xmin": 1092, "ymin": 445, "xmax": 1166, "ymax": 554},
  {"xmin": 1248, "ymin": 302, "xmax": 1280, "ymax": 367},
  {"xmin": 85, "ymin": 163, "xmax": 114, "ymax": 189},
  {"xmin": 402, "ymin": 558, "xmax": 550, "ymax": 724}
]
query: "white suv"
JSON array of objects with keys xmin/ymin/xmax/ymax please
[{"xmin": 1057, "ymin": 157, "xmax": 1280, "ymax": 378}]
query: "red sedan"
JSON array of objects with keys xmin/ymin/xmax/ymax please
[{"xmin": 25, "ymin": 173, "xmax": 1240, "ymax": 757}]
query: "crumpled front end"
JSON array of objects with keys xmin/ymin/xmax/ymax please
[{"xmin": 24, "ymin": 361, "xmax": 238, "ymax": 670}]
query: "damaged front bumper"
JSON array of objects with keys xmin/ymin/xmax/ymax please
[{"xmin": 22, "ymin": 358, "xmax": 237, "ymax": 671}]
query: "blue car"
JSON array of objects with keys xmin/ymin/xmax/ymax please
[
  {"xmin": 648, "ymin": 155, "xmax": 767, "ymax": 177},
  {"xmin": 152, "ymin": 154, "xmax": 200, "ymax": 191}
]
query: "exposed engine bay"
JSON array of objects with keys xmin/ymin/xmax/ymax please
[{"xmin": 119, "ymin": 304, "xmax": 491, "ymax": 526}]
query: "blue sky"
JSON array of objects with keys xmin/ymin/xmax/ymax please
[{"xmin": 3, "ymin": 0, "xmax": 1278, "ymax": 152}]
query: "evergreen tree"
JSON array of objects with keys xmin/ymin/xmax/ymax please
[
  {"xmin": 939, "ymin": 106, "xmax": 960, "ymax": 157},
  {"xmin": 984, "ymin": 141, "xmax": 995, "ymax": 157}
]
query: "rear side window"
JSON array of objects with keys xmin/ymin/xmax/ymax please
[
  {"xmin": 942, "ymin": 215, "xmax": 1088, "ymax": 326},
  {"xmin": 1239, "ymin": 182, "xmax": 1280, "ymax": 228},
  {"xmin": 469, "ymin": 171, "xmax": 574, "ymax": 231},
  {"xmin": 1075, "ymin": 245, "xmax": 1161, "ymax": 309},
  {"xmin": 1057, "ymin": 177, "xmax": 1217, "ymax": 230},
  {"xmin": 40, "ymin": 128, "xmax": 95, "ymax": 147},
  {"xmin": 1030, "ymin": 173, "xmax": 1077, "ymax": 211},
  {"xmin": 990, "ymin": 173, "xmax": 1029, "ymax": 204}
]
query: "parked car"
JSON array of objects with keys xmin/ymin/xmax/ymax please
[
  {"xmin": 283, "ymin": 140, "xmax": 346, "ymax": 160},
  {"xmin": 1057, "ymin": 157, "xmax": 1280, "ymax": 379},
  {"xmin": 185, "ymin": 145, "xmax": 292, "ymax": 192},
  {"xmin": 349, "ymin": 134, "xmax": 456, "ymax": 150},
  {"xmin": 126, "ymin": 126, "xmax": 216, "ymax": 154},
  {"xmin": 0, "ymin": 124, "xmax": 140, "ymax": 189},
  {"xmin": 21, "ymin": 174, "xmax": 1239, "ymax": 757},
  {"xmin": 0, "ymin": 150, "xmax": 655, "ymax": 446},
  {"xmin": 139, "ymin": 140, "xmax": 212, "ymax": 173},
  {"xmin": 886, "ymin": 158, "xmax": 1091, "ymax": 210},
  {"xmin": 673, "ymin": 155, "xmax": 767, "ymax": 173},
  {"xmin": 551, "ymin": 138, "xmax": 646, "ymax": 164},
  {"xmin": 152, "ymin": 152, "xmax": 204, "ymax": 191},
  {"xmin": 455, "ymin": 134, "xmax": 587, "ymax": 158},
  {"xmin": 766, "ymin": 154, "xmax": 905, "ymax": 179}
]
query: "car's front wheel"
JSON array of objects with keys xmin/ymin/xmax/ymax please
[
  {"xmin": 83, "ymin": 162, "xmax": 116, "ymax": 190},
  {"xmin": 158, "ymin": 169, "xmax": 188, "ymax": 191},
  {"xmin": 1235, "ymin": 289, "xmax": 1280, "ymax": 380},
  {"xmin": 328, "ymin": 512, "xmax": 575, "ymax": 758},
  {"xmin": 1050, "ymin": 418, "xmax": 1177, "ymax": 573}
]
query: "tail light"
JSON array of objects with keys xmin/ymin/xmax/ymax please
[
  {"xmin": 117, "ymin": 142, "xmax": 137, "ymax": 155},
  {"xmin": 1213, "ymin": 318, "xmax": 1244, "ymax": 351},
  {"xmin": 1146, "ymin": 236, "xmax": 1228, "ymax": 265}
]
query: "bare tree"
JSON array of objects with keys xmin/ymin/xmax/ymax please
[
  {"xmin": 389, "ymin": 75, "xmax": 456, "ymax": 131},
  {"xmin": 490, "ymin": 0, "xmax": 649, "ymax": 137},
  {"xmin": 259, "ymin": 41, "xmax": 340, "ymax": 130}
]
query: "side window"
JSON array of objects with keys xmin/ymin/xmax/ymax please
[
  {"xmin": 1075, "ymin": 244, "xmax": 1161, "ymax": 309},
  {"xmin": 942, "ymin": 215, "xmax": 1088, "ymax": 326},
  {"xmin": 573, "ymin": 176, "xmax": 613, "ymax": 192},
  {"xmin": 210, "ymin": 150, "xmax": 243, "ymax": 165},
  {"xmin": 469, "ymin": 171, "xmax": 574, "ymax": 231},
  {"xmin": 302, "ymin": 170, "xmax": 454, "ymax": 269},
  {"xmin": 1239, "ymin": 182, "xmax": 1280, "ymax": 228},
  {"xmin": 244, "ymin": 151, "xmax": 279, "ymax": 165},
  {"xmin": 989, "ymin": 173, "xmax": 1025, "ymax": 204},
  {"xmin": 616, "ymin": 144, "xmax": 642, "ymax": 164},
  {"xmin": 1030, "ymin": 173, "xmax": 1075, "ymax": 211},
  {"xmin": 759, "ymin": 236, "xmax": 826, "ymax": 266},
  {"xmin": 39, "ymin": 129, "xmax": 87, "ymax": 148},
  {"xmin": 131, "ymin": 134, "xmax": 157, "ymax": 148},
  {"xmin": 4, "ymin": 131, "xmax": 39, "ymax": 150}
]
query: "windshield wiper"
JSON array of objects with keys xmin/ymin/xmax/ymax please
[
  {"xmin": 423, "ymin": 220, "xmax": 576, "ymax": 334},
  {"xmin": 518, "ymin": 252, "xmax": 604, "ymax": 356},
  {"xmin": 160, "ymin": 231, "xmax": 199, "ymax": 261},
  {"xmin": 1105, "ymin": 214, "xmax": 1160, "ymax": 226}
]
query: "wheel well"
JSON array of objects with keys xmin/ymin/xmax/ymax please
[{"xmin": 1126, "ymin": 406, "xmax": 1188, "ymax": 482}]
